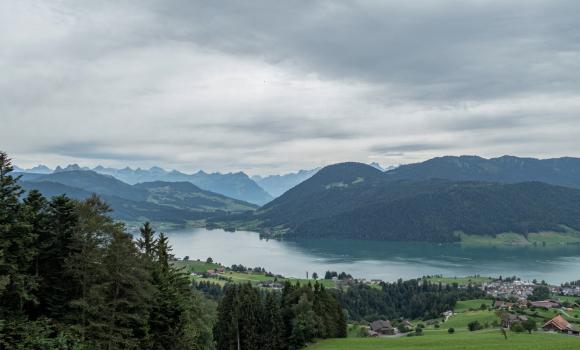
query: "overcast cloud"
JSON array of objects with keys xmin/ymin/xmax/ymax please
[{"xmin": 2, "ymin": 0, "xmax": 580, "ymax": 174}]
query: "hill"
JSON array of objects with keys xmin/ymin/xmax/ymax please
[
  {"xmin": 212, "ymin": 162, "xmax": 580, "ymax": 242},
  {"xmin": 386, "ymin": 155, "xmax": 580, "ymax": 188},
  {"xmin": 19, "ymin": 171, "xmax": 257, "ymax": 225}
]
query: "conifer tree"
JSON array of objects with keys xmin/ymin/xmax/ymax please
[{"xmin": 0, "ymin": 152, "xmax": 37, "ymax": 314}]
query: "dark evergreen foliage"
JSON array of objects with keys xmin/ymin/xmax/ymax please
[
  {"xmin": 214, "ymin": 282, "xmax": 346, "ymax": 350},
  {"xmin": 0, "ymin": 151, "xmax": 215, "ymax": 349},
  {"xmin": 218, "ymin": 162, "xmax": 580, "ymax": 242},
  {"xmin": 336, "ymin": 279, "xmax": 485, "ymax": 321}
]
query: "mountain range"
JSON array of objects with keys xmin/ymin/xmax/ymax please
[
  {"xmin": 18, "ymin": 164, "xmax": 273, "ymax": 205},
  {"xmin": 211, "ymin": 157, "xmax": 580, "ymax": 242},
  {"xmin": 18, "ymin": 170, "xmax": 257, "ymax": 226}
]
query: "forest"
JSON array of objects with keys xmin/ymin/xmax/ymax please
[{"xmin": 0, "ymin": 151, "xmax": 346, "ymax": 349}]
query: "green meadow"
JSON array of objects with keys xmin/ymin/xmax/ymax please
[{"xmin": 308, "ymin": 331, "xmax": 580, "ymax": 350}]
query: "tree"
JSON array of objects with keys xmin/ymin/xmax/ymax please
[
  {"xmin": 522, "ymin": 320, "xmax": 537, "ymax": 334},
  {"xmin": 528, "ymin": 286, "xmax": 550, "ymax": 301},
  {"xmin": 312, "ymin": 272, "xmax": 318, "ymax": 280},
  {"xmin": 468, "ymin": 321, "xmax": 482, "ymax": 331},
  {"xmin": 137, "ymin": 221, "xmax": 158, "ymax": 259},
  {"xmin": 448, "ymin": 327, "xmax": 455, "ymax": 334},
  {"xmin": 262, "ymin": 292, "xmax": 285, "ymax": 350},
  {"xmin": 0, "ymin": 152, "xmax": 38, "ymax": 315}
]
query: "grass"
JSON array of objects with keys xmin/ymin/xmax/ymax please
[
  {"xmin": 454, "ymin": 299, "xmax": 493, "ymax": 313},
  {"xmin": 459, "ymin": 230, "xmax": 580, "ymax": 247},
  {"xmin": 442, "ymin": 310, "xmax": 499, "ymax": 329},
  {"xmin": 425, "ymin": 276, "xmax": 493, "ymax": 286},
  {"xmin": 172, "ymin": 260, "xmax": 221, "ymax": 273},
  {"xmin": 308, "ymin": 331, "xmax": 580, "ymax": 350},
  {"xmin": 173, "ymin": 261, "xmax": 337, "ymax": 289}
]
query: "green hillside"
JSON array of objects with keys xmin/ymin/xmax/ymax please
[
  {"xmin": 20, "ymin": 171, "xmax": 257, "ymax": 225},
  {"xmin": 211, "ymin": 162, "xmax": 580, "ymax": 242}
]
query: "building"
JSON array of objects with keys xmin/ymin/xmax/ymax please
[
  {"xmin": 543, "ymin": 315, "xmax": 573, "ymax": 333},
  {"xmin": 370, "ymin": 320, "xmax": 396, "ymax": 336},
  {"xmin": 530, "ymin": 300, "xmax": 561, "ymax": 309},
  {"xmin": 501, "ymin": 314, "xmax": 528, "ymax": 328}
]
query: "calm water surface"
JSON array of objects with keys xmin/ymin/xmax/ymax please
[{"xmin": 167, "ymin": 228, "xmax": 580, "ymax": 284}]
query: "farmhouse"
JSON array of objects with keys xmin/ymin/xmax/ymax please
[
  {"xmin": 543, "ymin": 315, "xmax": 573, "ymax": 333},
  {"xmin": 530, "ymin": 300, "xmax": 561, "ymax": 309},
  {"xmin": 369, "ymin": 320, "xmax": 396, "ymax": 336}
]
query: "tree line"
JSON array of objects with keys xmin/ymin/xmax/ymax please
[
  {"xmin": 336, "ymin": 279, "xmax": 486, "ymax": 321},
  {"xmin": 214, "ymin": 282, "xmax": 346, "ymax": 350},
  {"xmin": 0, "ymin": 152, "xmax": 214, "ymax": 349}
]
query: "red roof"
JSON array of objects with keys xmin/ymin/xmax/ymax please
[{"xmin": 543, "ymin": 315, "xmax": 571, "ymax": 331}]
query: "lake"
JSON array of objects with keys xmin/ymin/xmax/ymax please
[{"xmin": 167, "ymin": 228, "xmax": 580, "ymax": 284}]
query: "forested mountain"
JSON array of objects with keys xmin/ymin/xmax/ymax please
[
  {"xmin": 252, "ymin": 168, "xmax": 319, "ymax": 197},
  {"xmin": 91, "ymin": 165, "xmax": 273, "ymax": 205},
  {"xmin": 385, "ymin": 155, "xmax": 580, "ymax": 188},
  {"xmin": 18, "ymin": 170, "xmax": 257, "ymax": 225},
  {"xmin": 214, "ymin": 162, "xmax": 580, "ymax": 242}
]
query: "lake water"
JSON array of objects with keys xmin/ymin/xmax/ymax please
[{"xmin": 167, "ymin": 228, "xmax": 580, "ymax": 284}]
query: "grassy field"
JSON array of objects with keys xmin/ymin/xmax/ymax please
[
  {"xmin": 425, "ymin": 275, "xmax": 493, "ymax": 286},
  {"xmin": 172, "ymin": 259, "xmax": 222, "ymax": 273},
  {"xmin": 308, "ymin": 330, "xmax": 580, "ymax": 350},
  {"xmin": 443, "ymin": 310, "xmax": 499, "ymax": 329},
  {"xmin": 454, "ymin": 299, "xmax": 493, "ymax": 312},
  {"xmin": 459, "ymin": 230, "xmax": 580, "ymax": 246},
  {"xmin": 173, "ymin": 260, "xmax": 336, "ymax": 288}
]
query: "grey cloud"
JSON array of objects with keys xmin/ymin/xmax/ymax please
[
  {"xmin": 370, "ymin": 143, "xmax": 451, "ymax": 154},
  {"xmin": 2, "ymin": 1, "xmax": 580, "ymax": 174},
  {"xmin": 149, "ymin": 0, "xmax": 580, "ymax": 101}
]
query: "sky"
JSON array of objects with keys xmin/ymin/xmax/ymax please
[{"xmin": 2, "ymin": 0, "xmax": 580, "ymax": 175}]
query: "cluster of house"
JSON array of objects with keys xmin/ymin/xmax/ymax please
[
  {"xmin": 483, "ymin": 280, "xmax": 580, "ymax": 300},
  {"xmin": 561, "ymin": 286, "xmax": 580, "ymax": 297},
  {"xmin": 482, "ymin": 280, "xmax": 538, "ymax": 300},
  {"xmin": 256, "ymin": 280, "xmax": 284, "ymax": 290},
  {"xmin": 368, "ymin": 320, "xmax": 413, "ymax": 337}
]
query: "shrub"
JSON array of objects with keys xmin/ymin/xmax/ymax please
[
  {"xmin": 468, "ymin": 321, "xmax": 483, "ymax": 332},
  {"xmin": 448, "ymin": 327, "xmax": 455, "ymax": 334},
  {"xmin": 510, "ymin": 322, "xmax": 525, "ymax": 333}
]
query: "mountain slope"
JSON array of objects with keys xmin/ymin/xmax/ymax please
[
  {"xmin": 214, "ymin": 162, "xmax": 580, "ymax": 242},
  {"xmin": 252, "ymin": 168, "xmax": 319, "ymax": 198},
  {"xmin": 19, "ymin": 171, "xmax": 257, "ymax": 225},
  {"xmin": 23, "ymin": 170, "xmax": 149, "ymax": 201},
  {"xmin": 385, "ymin": 155, "xmax": 580, "ymax": 188},
  {"xmin": 134, "ymin": 181, "xmax": 257, "ymax": 212}
]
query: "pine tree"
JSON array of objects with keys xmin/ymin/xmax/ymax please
[
  {"xmin": 137, "ymin": 221, "xmax": 157, "ymax": 259},
  {"xmin": 0, "ymin": 151, "xmax": 37, "ymax": 314},
  {"xmin": 262, "ymin": 292, "xmax": 285, "ymax": 350},
  {"xmin": 36, "ymin": 195, "xmax": 79, "ymax": 319}
]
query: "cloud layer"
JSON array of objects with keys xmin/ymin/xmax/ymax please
[{"xmin": 2, "ymin": 0, "xmax": 580, "ymax": 174}]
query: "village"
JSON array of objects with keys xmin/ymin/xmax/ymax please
[{"xmin": 180, "ymin": 259, "xmax": 580, "ymax": 338}]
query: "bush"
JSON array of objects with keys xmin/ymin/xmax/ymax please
[
  {"xmin": 434, "ymin": 324, "xmax": 440, "ymax": 329},
  {"xmin": 448, "ymin": 327, "xmax": 455, "ymax": 334},
  {"xmin": 468, "ymin": 321, "xmax": 483, "ymax": 332},
  {"xmin": 415, "ymin": 327, "xmax": 423, "ymax": 336},
  {"xmin": 510, "ymin": 322, "xmax": 525, "ymax": 333}
]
